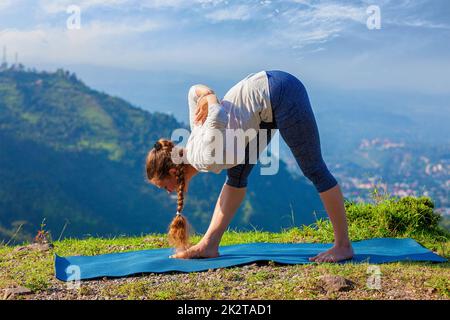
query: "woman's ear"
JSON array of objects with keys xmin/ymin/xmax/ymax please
[{"xmin": 169, "ymin": 167, "xmax": 177, "ymax": 177}]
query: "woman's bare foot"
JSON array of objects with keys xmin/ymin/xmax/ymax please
[
  {"xmin": 309, "ymin": 245, "xmax": 354, "ymax": 263},
  {"xmin": 169, "ymin": 242, "xmax": 219, "ymax": 259}
]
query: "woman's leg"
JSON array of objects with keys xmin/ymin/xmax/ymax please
[
  {"xmin": 225, "ymin": 121, "xmax": 275, "ymax": 188},
  {"xmin": 313, "ymin": 184, "xmax": 353, "ymax": 262},
  {"xmin": 269, "ymin": 70, "xmax": 353, "ymax": 262}
]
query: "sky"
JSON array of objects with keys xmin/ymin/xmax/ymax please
[{"xmin": 1, "ymin": 0, "xmax": 449, "ymax": 125}]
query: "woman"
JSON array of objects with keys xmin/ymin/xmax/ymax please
[{"xmin": 145, "ymin": 70, "xmax": 354, "ymax": 263}]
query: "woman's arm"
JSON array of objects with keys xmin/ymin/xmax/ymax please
[
  {"xmin": 201, "ymin": 94, "xmax": 230, "ymax": 171},
  {"xmin": 202, "ymin": 183, "xmax": 247, "ymax": 247}
]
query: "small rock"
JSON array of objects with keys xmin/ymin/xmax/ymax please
[
  {"xmin": 3, "ymin": 286, "xmax": 33, "ymax": 300},
  {"xmin": 14, "ymin": 243, "xmax": 54, "ymax": 252},
  {"xmin": 319, "ymin": 275, "xmax": 355, "ymax": 293},
  {"xmin": 386, "ymin": 289, "xmax": 398, "ymax": 298}
]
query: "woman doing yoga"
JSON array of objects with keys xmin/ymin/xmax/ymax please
[{"xmin": 145, "ymin": 70, "xmax": 354, "ymax": 263}]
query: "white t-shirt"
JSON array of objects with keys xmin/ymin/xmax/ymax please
[{"xmin": 185, "ymin": 71, "xmax": 273, "ymax": 174}]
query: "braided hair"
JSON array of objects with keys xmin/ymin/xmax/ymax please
[{"xmin": 145, "ymin": 139, "xmax": 191, "ymax": 251}]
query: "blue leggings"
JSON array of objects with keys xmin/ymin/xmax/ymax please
[{"xmin": 225, "ymin": 70, "xmax": 338, "ymax": 193}]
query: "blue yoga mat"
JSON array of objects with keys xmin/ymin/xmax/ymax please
[{"xmin": 55, "ymin": 238, "xmax": 447, "ymax": 281}]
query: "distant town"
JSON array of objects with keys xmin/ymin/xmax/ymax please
[
  {"xmin": 283, "ymin": 137, "xmax": 448, "ymax": 217},
  {"xmin": 333, "ymin": 138, "xmax": 449, "ymax": 216}
]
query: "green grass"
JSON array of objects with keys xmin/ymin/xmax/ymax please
[{"xmin": 0, "ymin": 196, "xmax": 449, "ymax": 300}]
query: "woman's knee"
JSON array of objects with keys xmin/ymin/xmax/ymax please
[
  {"xmin": 225, "ymin": 176, "xmax": 248, "ymax": 188},
  {"xmin": 301, "ymin": 163, "xmax": 338, "ymax": 193},
  {"xmin": 226, "ymin": 164, "xmax": 251, "ymax": 188}
]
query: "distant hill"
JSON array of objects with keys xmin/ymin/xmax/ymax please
[{"xmin": 0, "ymin": 68, "xmax": 324, "ymax": 242}]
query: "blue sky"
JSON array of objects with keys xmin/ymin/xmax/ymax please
[{"xmin": 1, "ymin": 0, "xmax": 449, "ymax": 125}]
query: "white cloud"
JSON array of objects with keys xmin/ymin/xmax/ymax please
[
  {"xmin": 1, "ymin": 0, "xmax": 449, "ymax": 95},
  {"xmin": 0, "ymin": 0, "xmax": 13, "ymax": 10},
  {"xmin": 141, "ymin": 0, "xmax": 195, "ymax": 9},
  {"xmin": 84, "ymin": 19, "xmax": 164, "ymax": 36},
  {"xmin": 264, "ymin": 2, "xmax": 368, "ymax": 50},
  {"xmin": 388, "ymin": 19, "xmax": 450, "ymax": 30},
  {"xmin": 38, "ymin": 0, "xmax": 130, "ymax": 14},
  {"xmin": 0, "ymin": 19, "xmax": 268, "ymax": 73},
  {"xmin": 37, "ymin": 0, "xmax": 218, "ymax": 14},
  {"xmin": 0, "ymin": 18, "xmax": 166, "ymax": 68},
  {"xmin": 311, "ymin": 3, "xmax": 366, "ymax": 22},
  {"xmin": 205, "ymin": 4, "xmax": 253, "ymax": 22}
]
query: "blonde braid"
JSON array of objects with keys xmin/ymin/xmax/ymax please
[{"xmin": 167, "ymin": 162, "xmax": 191, "ymax": 250}]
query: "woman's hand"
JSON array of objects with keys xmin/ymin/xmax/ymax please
[
  {"xmin": 194, "ymin": 93, "xmax": 219, "ymax": 125},
  {"xmin": 194, "ymin": 94, "xmax": 209, "ymax": 125},
  {"xmin": 194, "ymin": 84, "xmax": 214, "ymax": 97}
]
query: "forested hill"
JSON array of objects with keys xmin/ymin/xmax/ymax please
[{"xmin": 0, "ymin": 67, "xmax": 323, "ymax": 242}]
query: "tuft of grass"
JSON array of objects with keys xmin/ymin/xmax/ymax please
[
  {"xmin": 425, "ymin": 277, "xmax": 450, "ymax": 298},
  {"xmin": 292, "ymin": 196, "xmax": 449, "ymax": 258},
  {"xmin": 111, "ymin": 280, "xmax": 152, "ymax": 300},
  {"xmin": 0, "ymin": 248, "xmax": 53, "ymax": 293},
  {"xmin": 247, "ymin": 270, "xmax": 275, "ymax": 283}
]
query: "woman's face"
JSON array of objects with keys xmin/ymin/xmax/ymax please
[{"xmin": 151, "ymin": 168, "xmax": 187, "ymax": 194}]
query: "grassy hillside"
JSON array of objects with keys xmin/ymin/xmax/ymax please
[
  {"xmin": 0, "ymin": 67, "xmax": 324, "ymax": 241},
  {"xmin": 1, "ymin": 196, "xmax": 448, "ymax": 300}
]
